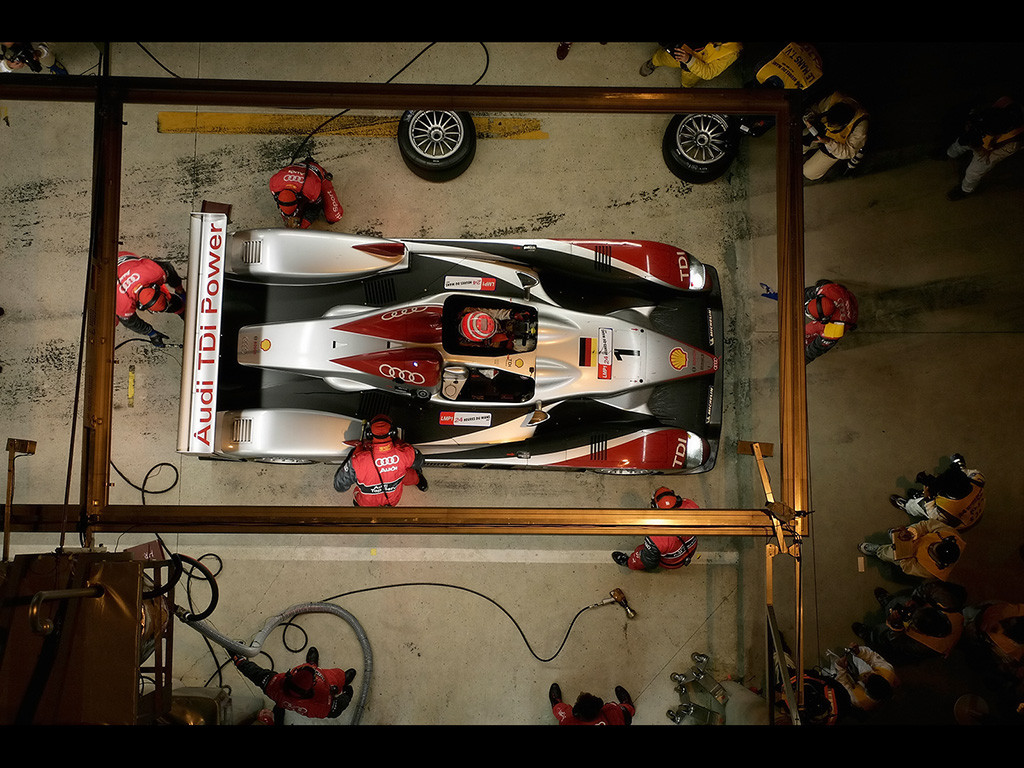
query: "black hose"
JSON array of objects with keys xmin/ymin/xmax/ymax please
[
  {"xmin": 176, "ymin": 553, "xmax": 220, "ymax": 622},
  {"xmin": 321, "ymin": 582, "xmax": 593, "ymax": 663}
]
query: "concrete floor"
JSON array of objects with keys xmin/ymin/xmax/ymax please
[{"xmin": 2, "ymin": 42, "xmax": 1023, "ymax": 726}]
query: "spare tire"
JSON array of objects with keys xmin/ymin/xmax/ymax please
[
  {"xmin": 398, "ymin": 110, "xmax": 477, "ymax": 182},
  {"xmin": 662, "ymin": 113, "xmax": 740, "ymax": 184}
]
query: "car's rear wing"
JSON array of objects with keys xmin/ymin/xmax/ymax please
[{"xmin": 177, "ymin": 212, "xmax": 228, "ymax": 454}]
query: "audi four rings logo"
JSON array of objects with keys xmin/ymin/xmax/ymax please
[
  {"xmin": 381, "ymin": 306, "xmax": 429, "ymax": 321},
  {"xmin": 375, "ymin": 455, "xmax": 400, "ymax": 468},
  {"xmin": 379, "ymin": 364, "xmax": 426, "ymax": 384}
]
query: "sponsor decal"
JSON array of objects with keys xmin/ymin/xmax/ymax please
[
  {"xmin": 669, "ymin": 347, "xmax": 688, "ymax": 370},
  {"xmin": 381, "ymin": 305, "xmax": 430, "ymax": 321},
  {"xmin": 671, "ymin": 436, "xmax": 690, "ymax": 468},
  {"xmin": 238, "ymin": 335, "xmax": 258, "ymax": 356},
  {"xmin": 439, "ymin": 411, "xmax": 493, "ymax": 427},
  {"xmin": 379, "ymin": 363, "xmax": 426, "ymax": 385},
  {"xmin": 597, "ymin": 327, "xmax": 613, "ymax": 380},
  {"xmin": 374, "ymin": 454, "xmax": 401, "ymax": 468},
  {"xmin": 677, "ymin": 253, "xmax": 689, "ymax": 283},
  {"xmin": 260, "ymin": 339, "xmax": 271, "ymax": 352},
  {"xmin": 706, "ymin": 385, "xmax": 715, "ymax": 423},
  {"xmin": 443, "ymin": 276, "xmax": 497, "ymax": 291},
  {"xmin": 189, "ymin": 215, "xmax": 226, "ymax": 451},
  {"xmin": 707, "ymin": 308, "xmax": 715, "ymax": 347}
]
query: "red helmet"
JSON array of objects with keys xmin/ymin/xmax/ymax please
[
  {"xmin": 460, "ymin": 310, "xmax": 497, "ymax": 342},
  {"xmin": 369, "ymin": 414, "xmax": 396, "ymax": 442},
  {"xmin": 137, "ymin": 284, "xmax": 168, "ymax": 312},
  {"xmin": 805, "ymin": 294, "xmax": 836, "ymax": 321},
  {"xmin": 274, "ymin": 188, "xmax": 299, "ymax": 215},
  {"xmin": 651, "ymin": 486, "xmax": 699, "ymax": 509}
]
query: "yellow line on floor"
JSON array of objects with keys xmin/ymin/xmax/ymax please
[{"xmin": 156, "ymin": 112, "xmax": 548, "ymax": 139}]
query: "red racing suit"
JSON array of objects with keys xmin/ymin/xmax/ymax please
[
  {"xmin": 236, "ymin": 659, "xmax": 352, "ymax": 720},
  {"xmin": 552, "ymin": 700, "xmax": 635, "ymax": 725},
  {"xmin": 804, "ymin": 280, "xmax": 858, "ymax": 362},
  {"xmin": 627, "ymin": 535, "xmax": 699, "ymax": 571},
  {"xmin": 269, "ymin": 158, "xmax": 343, "ymax": 228},
  {"xmin": 115, "ymin": 252, "xmax": 185, "ymax": 336},
  {"xmin": 333, "ymin": 437, "xmax": 424, "ymax": 507}
]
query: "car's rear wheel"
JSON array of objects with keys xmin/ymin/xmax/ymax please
[
  {"xmin": 662, "ymin": 113, "xmax": 740, "ymax": 183},
  {"xmin": 398, "ymin": 110, "xmax": 477, "ymax": 182}
]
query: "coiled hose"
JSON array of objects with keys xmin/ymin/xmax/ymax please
[{"xmin": 178, "ymin": 601, "xmax": 372, "ymax": 725}]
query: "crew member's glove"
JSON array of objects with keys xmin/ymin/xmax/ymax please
[{"xmin": 148, "ymin": 330, "xmax": 169, "ymax": 348}]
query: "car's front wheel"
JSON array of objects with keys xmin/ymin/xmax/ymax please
[
  {"xmin": 662, "ymin": 113, "xmax": 740, "ymax": 184},
  {"xmin": 398, "ymin": 110, "xmax": 477, "ymax": 182}
]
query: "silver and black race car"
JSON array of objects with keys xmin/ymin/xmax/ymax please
[{"xmin": 178, "ymin": 212, "xmax": 724, "ymax": 474}]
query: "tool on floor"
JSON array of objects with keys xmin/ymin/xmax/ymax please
[
  {"xmin": 592, "ymin": 588, "xmax": 637, "ymax": 619},
  {"xmin": 667, "ymin": 652, "xmax": 729, "ymax": 724}
]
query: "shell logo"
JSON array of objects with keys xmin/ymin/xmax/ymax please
[
  {"xmin": 260, "ymin": 339, "xmax": 272, "ymax": 351},
  {"xmin": 669, "ymin": 347, "xmax": 688, "ymax": 370}
]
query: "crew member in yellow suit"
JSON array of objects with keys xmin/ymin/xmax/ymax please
[
  {"xmin": 639, "ymin": 42, "xmax": 742, "ymax": 87},
  {"xmin": 859, "ymin": 519, "xmax": 965, "ymax": 581}
]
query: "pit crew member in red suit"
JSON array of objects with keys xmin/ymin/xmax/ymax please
[
  {"xmin": 612, "ymin": 487, "xmax": 699, "ymax": 571},
  {"xmin": 234, "ymin": 646, "xmax": 355, "ymax": 725},
  {"xmin": 115, "ymin": 251, "xmax": 186, "ymax": 347},
  {"xmin": 269, "ymin": 157, "xmax": 343, "ymax": 229},
  {"xmin": 804, "ymin": 279, "xmax": 858, "ymax": 363},
  {"xmin": 549, "ymin": 682, "xmax": 635, "ymax": 725},
  {"xmin": 333, "ymin": 415, "xmax": 428, "ymax": 507}
]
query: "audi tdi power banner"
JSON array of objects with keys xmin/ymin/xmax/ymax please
[{"xmin": 178, "ymin": 212, "xmax": 227, "ymax": 454}]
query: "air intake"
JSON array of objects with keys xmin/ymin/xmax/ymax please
[
  {"xmin": 240, "ymin": 239, "xmax": 261, "ymax": 264},
  {"xmin": 364, "ymin": 277, "xmax": 397, "ymax": 306},
  {"xmin": 232, "ymin": 418, "xmax": 252, "ymax": 443}
]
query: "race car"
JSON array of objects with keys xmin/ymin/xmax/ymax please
[{"xmin": 177, "ymin": 212, "xmax": 724, "ymax": 474}]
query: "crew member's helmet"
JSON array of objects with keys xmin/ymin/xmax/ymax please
[
  {"xmin": 460, "ymin": 310, "xmax": 497, "ymax": 342},
  {"xmin": 651, "ymin": 486, "xmax": 698, "ymax": 510},
  {"xmin": 137, "ymin": 284, "xmax": 169, "ymax": 312},
  {"xmin": 274, "ymin": 188, "xmax": 299, "ymax": 216},
  {"xmin": 369, "ymin": 414, "xmax": 397, "ymax": 443},
  {"xmin": 805, "ymin": 294, "xmax": 835, "ymax": 322}
]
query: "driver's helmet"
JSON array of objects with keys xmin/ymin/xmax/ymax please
[
  {"xmin": 805, "ymin": 294, "xmax": 835, "ymax": 322},
  {"xmin": 137, "ymin": 284, "xmax": 169, "ymax": 312},
  {"xmin": 460, "ymin": 310, "xmax": 497, "ymax": 342}
]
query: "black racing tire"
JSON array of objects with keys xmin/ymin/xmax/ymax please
[
  {"xmin": 398, "ymin": 110, "xmax": 477, "ymax": 182},
  {"xmin": 662, "ymin": 113, "xmax": 740, "ymax": 184}
]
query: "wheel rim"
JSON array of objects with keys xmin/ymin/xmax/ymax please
[
  {"xmin": 408, "ymin": 110, "xmax": 465, "ymax": 160},
  {"xmin": 675, "ymin": 114, "xmax": 731, "ymax": 166}
]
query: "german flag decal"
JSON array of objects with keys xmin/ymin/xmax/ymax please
[{"xmin": 579, "ymin": 337, "xmax": 597, "ymax": 367}]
